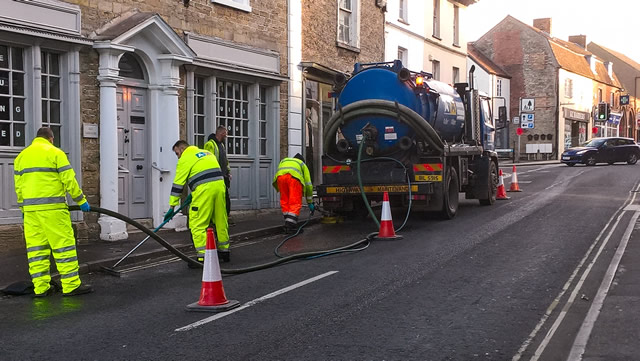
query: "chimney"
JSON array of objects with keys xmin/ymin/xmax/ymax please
[
  {"xmin": 533, "ymin": 18, "xmax": 552, "ymax": 34},
  {"xmin": 568, "ymin": 35, "xmax": 587, "ymax": 49},
  {"xmin": 604, "ymin": 61, "xmax": 613, "ymax": 77}
]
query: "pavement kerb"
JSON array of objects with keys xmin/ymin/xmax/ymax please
[
  {"xmin": 499, "ymin": 160, "xmax": 561, "ymax": 167},
  {"xmin": 78, "ymin": 215, "xmax": 323, "ymax": 275}
]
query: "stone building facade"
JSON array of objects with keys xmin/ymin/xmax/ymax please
[
  {"xmin": 0, "ymin": 0, "xmax": 289, "ymax": 244},
  {"xmin": 473, "ymin": 16, "xmax": 621, "ymax": 160},
  {"xmin": 289, "ymin": 0, "xmax": 386, "ymax": 185}
]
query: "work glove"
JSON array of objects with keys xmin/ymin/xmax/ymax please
[
  {"xmin": 308, "ymin": 203, "xmax": 315, "ymax": 213},
  {"xmin": 79, "ymin": 202, "xmax": 91, "ymax": 212},
  {"xmin": 164, "ymin": 207, "xmax": 175, "ymax": 222}
]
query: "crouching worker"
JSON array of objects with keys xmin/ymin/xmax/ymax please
[
  {"xmin": 166, "ymin": 141, "xmax": 230, "ymax": 263},
  {"xmin": 14, "ymin": 127, "xmax": 93, "ymax": 297},
  {"xmin": 272, "ymin": 153, "xmax": 314, "ymax": 234}
]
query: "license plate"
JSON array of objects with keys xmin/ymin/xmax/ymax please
[
  {"xmin": 562, "ymin": 156, "xmax": 570, "ymax": 160},
  {"xmin": 325, "ymin": 185, "xmax": 419, "ymax": 194},
  {"xmin": 414, "ymin": 175, "xmax": 443, "ymax": 182}
]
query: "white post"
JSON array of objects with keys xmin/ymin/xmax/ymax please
[
  {"xmin": 94, "ymin": 43, "xmax": 132, "ymax": 241},
  {"xmin": 287, "ymin": 0, "xmax": 303, "ymax": 157}
]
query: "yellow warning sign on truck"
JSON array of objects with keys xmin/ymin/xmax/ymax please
[{"xmin": 325, "ymin": 185, "xmax": 419, "ymax": 194}]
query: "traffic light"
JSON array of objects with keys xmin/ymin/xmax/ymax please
[{"xmin": 597, "ymin": 103, "xmax": 610, "ymax": 120}]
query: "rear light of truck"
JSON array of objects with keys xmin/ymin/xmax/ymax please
[
  {"xmin": 322, "ymin": 196, "xmax": 341, "ymax": 202},
  {"xmin": 409, "ymin": 195, "xmax": 427, "ymax": 200}
]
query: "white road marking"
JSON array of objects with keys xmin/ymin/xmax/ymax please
[
  {"xmin": 512, "ymin": 181, "xmax": 640, "ymax": 361},
  {"xmin": 567, "ymin": 211, "xmax": 640, "ymax": 361},
  {"xmin": 175, "ymin": 271, "xmax": 339, "ymax": 332}
]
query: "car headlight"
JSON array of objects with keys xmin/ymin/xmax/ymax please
[{"xmin": 576, "ymin": 150, "xmax": 588, "ymax": 155}]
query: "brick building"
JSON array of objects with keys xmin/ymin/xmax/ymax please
[
  {"xmin": 472, "ymin": 16, "xmax": 622, "ymax": 160},
  {"xmin": 587, "ymin": 42, "xmax": 640, "ymax": 141}
]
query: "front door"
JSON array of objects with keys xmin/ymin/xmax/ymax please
[{"xmin": 117, "ymin": 86, "xmax": 150, "ymax": 219}]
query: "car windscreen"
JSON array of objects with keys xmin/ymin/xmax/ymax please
[{"xmin": 582, "ymin": 139, "xmax": 605, "ymax": 147}]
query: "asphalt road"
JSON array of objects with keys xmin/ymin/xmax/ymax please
[{"xmin": 1, "ymin": 163, "xmax": 639, "ymax": 361}]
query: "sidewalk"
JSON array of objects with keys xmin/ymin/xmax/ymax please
[{"xmin": 0, "ymin": 207, "xmax": 317, "ymax": 289}]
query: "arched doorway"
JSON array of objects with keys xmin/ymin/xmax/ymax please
[{"xmin": 116, "ymin": 53, "xmax": 150, "ymax": 219}]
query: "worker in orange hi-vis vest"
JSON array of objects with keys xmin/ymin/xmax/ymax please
[{"xmin": 272, "ymin": 153, "xmax": 314, "ymax": 234}]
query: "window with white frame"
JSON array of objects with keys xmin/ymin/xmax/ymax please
[
  {"xmin": 452, "ymin": 67, "xmax": 460, "ymax": 84},
  {"xmin": 193, "ymin": 76, "xmax": 206, "ymax": 148},
  {"xmin": 338, "ymin": 0, "xmax": 358, "ymax": 47},
  {"xmin": 432, "ymin": 60, "xmax": 440, "ymax": 80},
  {"xmin": 0, "ymin": 44, "xmax": 26, "ymax": 148},
  {"xmin": 41, "ymin": 51, "xmax": 61, "ymax": 147},
  {"xmin": 433, "ymin": 0, "xmax": 440, "ymax": 38},
  {"xmin": 398, "ymin": 47, "xmax": 408, "ymax": 67},
  {"xmin": 399, "ymin": 0, "xmax": 408, "ymax": 22},
  {"xmin": 598, "ymin": 88, "xmax": 602, "ymax": 103},
  {"xmin": 610, "ymin": 91, "xmax": 614, "ymax": 106},
  {"xmin": 453, "ymin": 5, "xmax": 459, "ymax": 46},
  {"xmin": 258, "ymin": 86, "xmax": 268, "ymax": 157},
  {"xmin": 217, "ymin": 79, "xmax": 249, "ymax": 155},
  {"xmin": 212, "ymin": 0, "xmax": 251, "ymax": 13},
  {"xmin": 564, "ymin": 78, "xmax": 573, "ymax": 99},
  {"xmin": 496, "ymin": 78, "xmax": 502, "ymax": 97}
]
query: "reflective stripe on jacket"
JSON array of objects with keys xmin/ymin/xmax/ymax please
[
  {"xmin": 14, "ymin": 137, "xmax": 87, "ymax": 211},
  {"xmin": 170, "ymin": 146, "xmax": 223, "ymax": 206},
  {"xmin": 272, "ymin": 158, "xmax": 313, "ymax": 203}
]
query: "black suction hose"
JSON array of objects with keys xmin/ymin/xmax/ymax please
[{"xmin": 70, "ymin": 206, "xmax": 371, "ymax": 274}]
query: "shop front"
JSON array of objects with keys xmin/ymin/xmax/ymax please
[{"xmin": 563, "ymin": 107, "xmax": 589, "ymax": 148}]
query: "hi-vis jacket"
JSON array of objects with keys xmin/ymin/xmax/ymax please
[
  {"xmin": 14, "ymin": 137, "xmax": 87, "ymax": 211},
  {"xmin": 170, "ymin": 146, "xmax": 223, "ymax": 206},
  {"xmin": 272, "ymin": 158, "xmax": 313, "ymax": 204},
  {"xmin": 203, "ymin": 139, "xmax": 230, "ymax": 177}
]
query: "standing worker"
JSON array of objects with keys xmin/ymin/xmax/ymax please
[
  {"xmin": 272, "ymin": 153, "xmax": 315, "ymax": 234},
  {"xmin": 204, "ymin": 125, "xmax": 232, "ymax": 220},
  {"xmin": 14, "ymin": 127, "xmax": 93, "ymax": 297},
  {"xmin": 165, "ymin": 140, "xmax": 230, "ymax": 263}
]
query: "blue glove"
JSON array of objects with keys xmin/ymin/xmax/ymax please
[
  {"xmin": 79, "ymin": 202, "xmax": 91, "ymax": 212},
  {"xmin": 163, "ymin": 207, "xmax": 175, "ymax": 222},
  {"xmin": 308, "ymin": 203, "xmax": 315, "ymax": 213}
]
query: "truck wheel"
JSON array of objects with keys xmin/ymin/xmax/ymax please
[
  {"xmin": 479, "ymin": 161, "xmax": 497, "ymax": 206},
  {"xmin": 440, "ymin": 166, "xmax": 459, "ymax": 219}
]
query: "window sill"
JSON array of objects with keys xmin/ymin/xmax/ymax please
[
  {"xmin": 432, "ymin": 34, "xmax": 442, "ymax": 41},
  {"xmin": 452, "ymin": 43, "xmax": 461, "ymax": 48},
  {"xmin": 212, "ymin": 0, "xmax": 251, "ymax": 13},
  {"xmin": 397, "ymin": 18, "xmax": 410, "ymax": 26},
  {"xmin": 336, "ymin": 41, "xmax": 360, "ymax": 53}
]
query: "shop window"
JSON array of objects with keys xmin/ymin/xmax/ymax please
[
  {"xmin": 258, "ymin": 86, "xmax": 267, "ymax": 157},
  {"xmin": 193, "ymin": 76, "xmax": 206, "ymax": 148},
  {"xmin": 41, "ymin": 51, "xmax": 61, "ymax": 147},
  {"xmin": 0, "ymin": 44, "xmax": 26, "ymax": 148},
  {"xmin": 338, "ymin": 0, "xmax": 359, "ymax": 47},
  {"xmin": 217, "ymin": 79, "xmax": 249, "ymax": 156}
]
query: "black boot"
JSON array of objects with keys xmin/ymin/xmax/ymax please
[
  {"xmin": 63, "ymin": 284, "xmax": 93, "ymax": 297},
  {"xmin": 187, "ymin": 256, "xmax": 204, "ymax": 269}
]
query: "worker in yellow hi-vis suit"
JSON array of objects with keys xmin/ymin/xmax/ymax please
[
  {"xmin": 14, "ymin": 127, "xmax": 93, "ymax": 297},
  {"xmin": 272, "ymin": 153, "xmax": 314, "ymax": 234},
  {"xmin": 166, "ymin": 140, "xmax": 230, "ymax": 263}
]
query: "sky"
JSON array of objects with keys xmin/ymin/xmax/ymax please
[{"xmin": 464, "ymin": 0, "xmax": 640, "ymax": 63}]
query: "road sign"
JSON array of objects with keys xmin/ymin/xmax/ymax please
[
  {"xmin": 521, "ymin": 98, "xmax": 535, "ymax": 112},
  {"xmin": 520, "ymin": 113, "xmax": 534, "ymax": 129},
  {"xmin": 513, "ymin": 116, "xmax": 519, "ymax": 124},
  {"xmin": 620, "ymin": 95, "xmax": 630, "ymax": 105},
  {"xmin": 516, "ymin": 127, "xmax": 524, "ymax": 136}
]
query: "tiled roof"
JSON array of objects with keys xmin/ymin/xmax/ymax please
[
  {"xmin": 467, "ymin": 43, "xmax": 511, "ymax": 78},
  {"xmin": 589, "ymin": 42, "xmax": 640, "ymax": 72}
]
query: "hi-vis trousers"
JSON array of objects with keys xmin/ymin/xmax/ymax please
[
  {"xmin": 24, "ymin": 209, "xmax": 81, "ymax": 294},
  {"xmin": 190, "ymin": 180, "xmax": 229, "ymax": 260},
  {"xmin": 277, "ymin": 173, "xmax": 303, "ymax": 226}
]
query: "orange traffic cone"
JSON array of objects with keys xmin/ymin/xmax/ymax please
[
  {"xmin": 497, "ymin": 169, "xmax": 510, "ymax": 200},
  {"xmin": 508, "ymin": 165, "xmax": 522, "ymax": 192},
  {"xmin": 186, "ymin": 228, "xmax": 240, "ymax": 312},
  {"xmin": 375, "ymin": 192, "xmax": 402, "ymax": 240}
]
